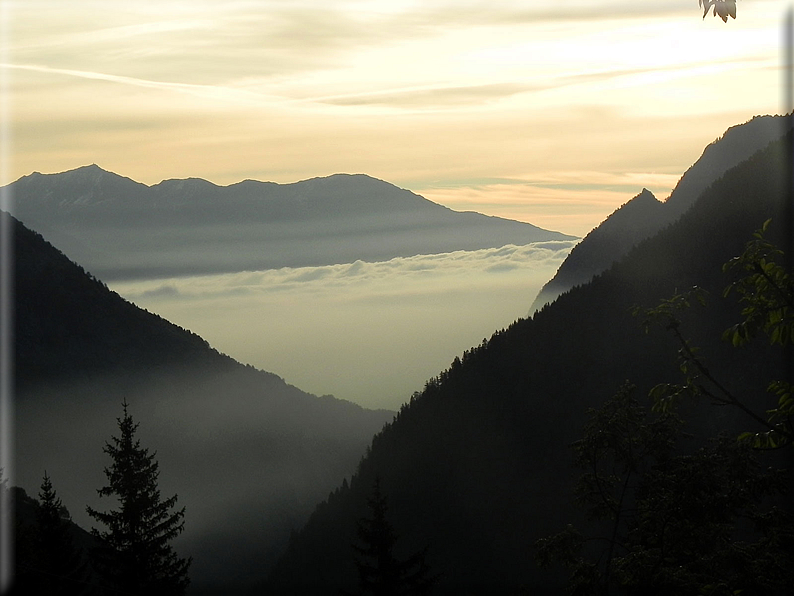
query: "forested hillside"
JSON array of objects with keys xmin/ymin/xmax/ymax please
[{"xmin": 267, "ymin": 131, "xmax": 792, "ymax": 594}]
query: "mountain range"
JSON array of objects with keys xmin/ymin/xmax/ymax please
[
  {"xmin": 530, "ymin": 114, "xmax": 794, "ymax": 312},
  {"xmin": 6, "ymin": 168, "xmax": 575, "ymax": 281}
]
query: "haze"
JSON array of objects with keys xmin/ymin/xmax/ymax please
[{"xmin": 110, "ymin": 241, "xmax": 575, "ymax": 410}]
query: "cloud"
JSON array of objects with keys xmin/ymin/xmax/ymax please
[
  {"xmin": 139, "ymin": 284, "xmax": 181, "ymax": 299},
  {"xmin": 3, "ymin": 63, "xmax": 269, "ymax": 105},
  {"xmin": 308, "ymin": 60, "xmax": 722, "ymax": 108},
  {"xmin": 110, "ymin": 241, "xmax": 576, "ymax": 409},
  {"xmin": 321, "ymin": 83, "xmax": 532, "ymax": 107},
  {"xmin": 119, "ymin": 241, "xmax": 577, "ymax": 302},
  {"xmin": 405, "ymin": 1, "xmax": 694, "ymax": 27},
  {"xmin": 7, "ymin": 1, "xmax": 709, "ymax": 103}
]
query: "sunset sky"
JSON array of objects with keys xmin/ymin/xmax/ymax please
[{"xmin": 2, "ymin": 0, "xmax": 788, "ymax": 236}]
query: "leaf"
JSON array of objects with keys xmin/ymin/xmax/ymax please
[
  {"xmin": 762, "ymin": 218, "xmax": 772, "ymax": 233},
  {"xmin": 716, "ymin": 1, "xmax": 729, "ymax": 22}
]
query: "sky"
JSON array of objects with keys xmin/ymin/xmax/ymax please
[{"xmin": 2, "ymin": 0, "xmax": 789, "ymax": 236}]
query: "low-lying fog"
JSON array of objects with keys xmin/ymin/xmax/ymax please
[{"xmin": 110, "ymin": 240, "xmax": 576, "ymax": 410}]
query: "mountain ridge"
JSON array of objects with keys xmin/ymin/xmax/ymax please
[
  {"xmin": 8, "ymin": 166, "xmax": 575, "ymax": 281},
  {"xmin": 530, "ymin": 114, "xmax": 793, "ymax": 313}
]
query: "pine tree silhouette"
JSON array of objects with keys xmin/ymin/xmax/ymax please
[
  {"xmin": 350, "ymin": 478, "xmax": 435, "ymax": 596},
  {"xmin": 86, "ymin": 401, "xmax": 191, "ymax": 596},
  {"xmin": 34, "ymin": 472, "xmax": 91, "ymax": 595}
]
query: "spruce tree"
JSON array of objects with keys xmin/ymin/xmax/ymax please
[
  {"xmin": 86, "ymin": 401, "xmax": 191, "ymax": 596},
  {"xmin": 351, "ymin": 478, "xmax": 435, "ymax": 596},
  {"xmin": 34, "ymin": 472, "xmax": 91, "ymax": 595}
]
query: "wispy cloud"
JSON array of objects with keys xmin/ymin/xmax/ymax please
[
  {"xmin": 3, "ymin": 63, "xmax": 269, "ymax": 104},
  {"xmin": 307, "ymin": 57, "xmax": 763, "ymax": 108},
  {"xmin": 317, "ymin": 82, "xmax": 531, "ymax": 107}
]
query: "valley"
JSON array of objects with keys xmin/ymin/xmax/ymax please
[{"xmin": 6, "ymin": 113, "xmax": 794, "ymax": 594}]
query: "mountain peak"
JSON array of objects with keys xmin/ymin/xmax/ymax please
[
  {"xmin": 664, "ymin": 114, "xmax": 793, "ymax": 217},
  {"xmin": 529, "ymin": 114, "xmax": 793, "ymax": 314},
  {"xmin": 596, "ymin": 188, "xmax": 661, "ymax": 231},
  {"xmin": 57, "ymin": 163, "xmax": 113, "ymax": 178}
]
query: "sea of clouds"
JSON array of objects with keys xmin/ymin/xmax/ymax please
[{"xmin": 111, "ymin": 240, "xmax": 576, "ymax": 410}]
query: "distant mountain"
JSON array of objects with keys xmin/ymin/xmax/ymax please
[
  {"xmin": 266, "ymin": 130, "xmax": 791, "ymax": 593},
  {"xmin": 6, "ymin": 168, "xmax": 576, "ymax": 281},
  {"xmin": 530, "ymin": 114, "xmax": 793, "ymax": 312},
  {"xmin": 9, "ymin": 212, "xmax": 393, "ymax": 593}
]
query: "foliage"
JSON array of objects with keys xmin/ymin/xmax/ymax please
[
  {"xmin": 349, "ymin": 478, "xmax": 435, "ymax": 596},
  {"xmin": 539, "ymin": 224, "xmax": 794, "ymax": 594},
  {"xmin": 536, "ymin": 384, "xmax": 794, "ymax": 595},
  {"xmin": 12, "ymin": 475, "xmax": 92, "ymax": 596},
  {"xmin": 722, "ymin": 219, "xmax": 794, "ymax": 349},
  {"xmin": 86, "ymin": 401, "xmax": 191, "ymax": 596},
  {"xmin": 636, "ymin": 220, "xmax": 794, "ymax": 448},
  {"xmin": 700, "ymin": 0, "xmax": 737, "ymax": 22}
]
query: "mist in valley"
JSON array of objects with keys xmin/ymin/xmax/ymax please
[
  {"xmin": 110, "ymin": 240, "xmax": 576, "ymax": 410},
  {"xmin": 15, "ymin": 364, "xmax": 393, "ymax": 589}
]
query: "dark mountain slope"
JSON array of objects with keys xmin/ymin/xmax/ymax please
[
  {"xmin": 529, "ymin": 188, "xmax": 664, "ymax": 311},
  {"xmin": 530, "ymin": 114, "xmax": 793, "ymax": 312},
  {"xmin": 12, "ymin": 212, "xmax": 236, "ymax": 388},
  {"xmin": 11, "ymin": 485, "xmax": 101, "ymax": 593},
  {"xmin": 9, "ymin": 214, "xmax": 393, "ymax": 593},
  {"xmin": 267, "ymin": 134, "xmax": 791, "ymax": 594},
  {"xmin": 7, "ymin": 167, "xmax": 575, "ymax": 281},
  {"xmin": 664, "ymin": 113, "xmax": 793, "ymax": 218}
]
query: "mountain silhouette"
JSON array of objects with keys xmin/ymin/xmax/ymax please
[
  {"xmin": 266, "ymin": 129, "xmax": 792, "ymax": 593},
  {"xmin": 530, "ymin": 114, "xmax": 793, "ymax": 313},
  {"xmin": 9, "ymin": 212, "xmax": 394, "ymax": 592},
  {"xmin": 7, "ymin": 168, "xmax": 576, "ymax": 281}
]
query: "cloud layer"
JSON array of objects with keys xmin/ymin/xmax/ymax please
[{"xmin": 112, "ymin": 241, "xmax": 577, "ymax": 409}]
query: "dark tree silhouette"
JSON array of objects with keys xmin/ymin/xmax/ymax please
[
  {"xmin": 538, "ymin": 229, "xmax": 794, "ymax": 594},
  {"xmin": 536, "ymin": 385, "xmax": 794, "ymax": 595},
  {"xmin": 33, "ymin": 472, "xmax": 91, "ymax": 595},
  {"xmin": 638, "ymin": 220, "xmax": 794, "ymax": 448},
  {"xmin": 86, "ymin": 401, "xmax": 191, "ymax": 596},
  {"xmin": 350, "ymin": 478, "xmax": 435, "ymax": 596},
  {"xmin": 12, "ymin": 474, "xmax": 91, "ymax": 595}
]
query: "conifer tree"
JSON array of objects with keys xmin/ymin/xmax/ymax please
[
  {"xmin": 351, "ymin": 478, "xmax": 435, "ymax": 596},
  {"xmin": 86, "ymin": 401, "xmax": 191, "ymax": 596},
  {"xmin": 34, "ymin": 472, "xmax": 91, "ymax": 595}
]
